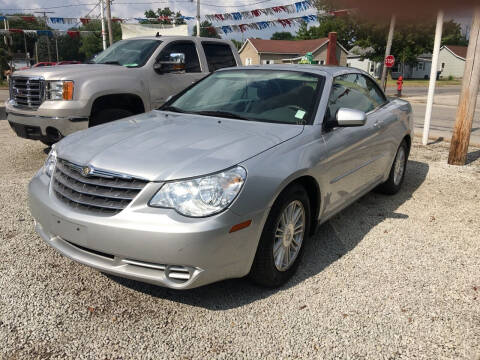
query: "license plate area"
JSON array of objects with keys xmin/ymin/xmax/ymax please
[{"xmin": 51, "ymin": 215, "xmax": 88, "ymax": 247}]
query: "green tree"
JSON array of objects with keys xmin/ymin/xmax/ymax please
[
  {"xmin": 442, "ymin": 20, "xmax": 468, "ymax": 46},
  {"xmin": 308, "ymin": 16, "xmax": 358, "ymax": 48},
  {"xmin": 296, "ymin": 21, "xmax": 311, "ymax": 40},
  {"xmin": 230, "ymin": 39, "xmax": 243, "ymax": 50},
  {"xmin": 78, "ymin": 20, "xmax": 122, "ymax": 60},
  {"xmin": 144, "ymin": 8, "xmax": 186, "ymax": 25},
  {"xmin": 192, "ymin": 21, "xmax": 220, "ymax": 38},
  {"xmin": 271, "ymin": 32, "xmax": 295, "ymax": 40}
]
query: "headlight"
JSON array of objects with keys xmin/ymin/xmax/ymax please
[
  {"xmin": 45, "ymin": 80, "xmax": 74, "ymax": 100},
  {"xmin": 149, "ymin": 166, "xmax": 247, "ymax": 217},
  {"xmin": 43, "ymin": 146, "xmax": 57, "ymax": 177}
]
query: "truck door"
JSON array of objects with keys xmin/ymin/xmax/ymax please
[{"xmin": 149, "ymin": 40, "xmax": 208, "ymax": 109}]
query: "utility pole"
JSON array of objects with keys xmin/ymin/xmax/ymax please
[
  {"xmin": 100, "ymin": 0, "xmax": 107, "ymax": 50},
  {"xmin": 422, "ymin": 10, "xmax": 444, "ymax": 145},
  {"xmin": 196, "ymin": 0, "xmax": 201, "ymax": 37},
  {"xmin": 55, "ymin": 37, "xmax": 59, "ymax": 62},
  {"xmin": 35, "ymin": 11, "xmax": 55, "ymax": 62},
  {"xmin": 381, "ymin": 15, "xmax": 395, "ymax": 91},
  {"xmin": 105, "ymin": 0, "xmax": 113, "ymax": 46},
  {"xmin": 448, "ymin": 7, "xmax": 480, "ymax": 165}
]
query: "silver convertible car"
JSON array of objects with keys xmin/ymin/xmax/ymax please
[{"xmin": 29, "ymin": 65, "xmax": 413, "ymax": 289}]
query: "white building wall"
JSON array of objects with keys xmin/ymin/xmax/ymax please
[
  {"xmin": 346, "ymin": 57, "xmax": 381, "ymax": 78},
  {"xmin": 438, "ymin": 49, "xmax": 466, "ymax": 78}
]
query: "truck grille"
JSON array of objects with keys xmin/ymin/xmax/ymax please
[
  {"xmin": 9, "ymin": 76, "xmax": 45, "ymax": 109},
  {"xmin": 52, "ymin": 159, "xmax": 149, "ymax": 215}
]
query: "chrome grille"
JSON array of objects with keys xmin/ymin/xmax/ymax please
[
  {"xmin": 9, "ymin": 76, "xmax": 45, "ymax": 109},
  {"xmin": 52, "ymin": 159, "xmax": 148, "ymax": 215}
]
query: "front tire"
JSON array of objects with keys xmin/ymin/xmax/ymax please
[
  {"xmin": 250, "ymin": 184, "xmax": 310, "ymax": 287},
  {"xmin": 377, "ymin": 140, "xmax": 409, "ymax": 195}
]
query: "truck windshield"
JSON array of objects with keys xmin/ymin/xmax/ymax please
[
  {"xmin": 162, "ymin": 70, "xmax": 324, "ymax": 125},
  {"xmin": 90, "ymin": 39, "xmax": 162, "ymax": 68}
]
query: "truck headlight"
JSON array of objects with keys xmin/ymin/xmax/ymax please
[
  {"xmin": 45, "ymin": 80, "xmax": 74, "ymax": 101},
  {"xmin": 149, "ymin": 166, "xmax": 247, "ymax": 217},
  {"xmin": 43, "ymin": 146, "xmax": 57, "ymax": 177}
]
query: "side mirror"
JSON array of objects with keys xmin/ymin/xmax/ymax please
[
  {"xmin": 154, "ymin": 52, "xmax": 186, "ymax": 74},
  {"xmin": 335, "ymin": 108, "xmax": 367, "ymax": 127}
]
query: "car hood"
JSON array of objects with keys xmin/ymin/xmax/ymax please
[
  {"xmin": 13, "ymin": 64, "xmax": 130, "ymax": 80},
  {"xmin": 56, "ymin": 111, "xmax": 303, "ymax": 181}
]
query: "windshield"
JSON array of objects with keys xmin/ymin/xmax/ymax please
[
  {"xmin": 90, "ymin": 39, "xmax": 162, "ymax": 67},
  {"xmin": 163, "ymin": 70, "xmax": 324, "ymax": 124}
]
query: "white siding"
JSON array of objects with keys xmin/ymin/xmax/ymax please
[
  {"xmin": 346, "ymin": 57, "xmax": 381, "ymax": 78},
  {"xmin": 438, "ymin": 48, "xmax": 465, "ymax": 79}
]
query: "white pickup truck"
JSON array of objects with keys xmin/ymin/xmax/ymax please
[{"xmin": 6, "ymin": 36, "xmax": 241, "ymax": 145}]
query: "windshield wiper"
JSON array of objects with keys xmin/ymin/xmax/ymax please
[
  {"xmin": 161, "ymin": 105, "xmax": 187, "ymax": 113},
  {"xmin": 191, "ymin": 110, "xmax": 249, "ymax": 120},
  {"xmin": 98, "ymin": 61, "xmax": 122, "ymax": 65}
]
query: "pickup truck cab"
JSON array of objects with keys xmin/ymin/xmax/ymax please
[{"xmin": 7, "ymin": 36, "xmax": 241, "ymax": 145}]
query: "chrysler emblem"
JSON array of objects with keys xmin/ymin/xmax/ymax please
[{"xmin": 81, "ymin": 166, "xmax": 92, "ymax": 177}]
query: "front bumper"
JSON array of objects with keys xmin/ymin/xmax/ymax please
[
  {"xmin": 6, "ymin": 100, "xmax": 89, "ymax": 142},
  {"xmin": 28, "ymin": 173, "xmax": 268, "ymax": 289}
]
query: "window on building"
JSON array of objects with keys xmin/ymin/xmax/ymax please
[
  {"xmin": 202, "ymin": 42, "xmax": 237, "ymax": 72},
  {"xmin": 261, "ymin": 60, "xmax": 274, "ymax": 64},
  {"xmin": 320, "ymin": 60, "xmax": 325, "ymax": 65},
  {"xmin": 245, "ymin": 58, "xmax": 252, "ymax": 65}
]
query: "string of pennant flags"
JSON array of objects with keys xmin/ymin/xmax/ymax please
[
  {"xmin": 0, "ymin": 0, "xmax": 313, "ymax": 26},
  {"xmin": 0, "ymin": 28, "xmax": 100, "ymax": 39},
  {"xmin": 204, "ymin": 0, "xmax": 313, "ymax": 22},
  {"xmin": 213, "ymin": 14, "xmax": 318, "ymax": 34}
]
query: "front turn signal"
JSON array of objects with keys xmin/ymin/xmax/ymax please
[{"xmin": 62, "ymin": 81, "xmax": 74, "ymax": 100}]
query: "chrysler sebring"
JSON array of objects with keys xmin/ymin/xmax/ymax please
[{"xmin": 29, "ymin": 65, "xmax": 413, "ymax": 289}]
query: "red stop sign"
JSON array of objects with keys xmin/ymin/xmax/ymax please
[{"xmin": 385, "ymin": 55, "xmax": 395, "ymax": 68}]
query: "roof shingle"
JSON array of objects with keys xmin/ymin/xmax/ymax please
[{"xmin": 444, "ymin": 45, "xmax": 468, "ymax": 59}]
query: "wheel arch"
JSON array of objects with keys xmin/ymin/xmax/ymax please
[
  {"xmin": 403, "ymin": 134, "xmax": 412, "ymax": 156},
  {"xmin": 90, "ymin": 93, "xmax": 146, "ymax": 118},
  {"xmin": 272, "ymin": 175, "xmax": 321, "ymax": 236}
]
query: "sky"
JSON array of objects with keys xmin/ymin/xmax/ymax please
[
  {"xmin": 0, "ymin": 0, "xmax": 473, "ymax": 42},
  {"xmin": 0, "ymin": 0, "xmax": 319, "ymax": 41}
]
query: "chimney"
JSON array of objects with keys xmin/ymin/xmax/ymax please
[{"xmin": 326, "ymin": 32, "xmax": 339, "ymax": 65}]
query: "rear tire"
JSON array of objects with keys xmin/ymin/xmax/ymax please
[
  {"xmin": 89, "ymin": 108, "xmax": 133, "ymax": 128},
  {"xmin": 377, "ymin": 140, "xmax": 409, "ymax": 195},
  {"xmin": 250, "ymin": 184, "xmax": 310, "ymax": 288}
]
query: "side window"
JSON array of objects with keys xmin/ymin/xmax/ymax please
[
  {"xmin": 362, "ymin": 75, "xmax": 387, "ymax": 106},
  {"xmin": 326, "ymin": 73, "xmax": 386, "ymax": 121},
  {"xmin": 202, "ymin": 42, "xmax": 237, "ymax": 72},
  {"xmin": 157, "ymin": 41, "xmax": 201, "ymax": 73}
]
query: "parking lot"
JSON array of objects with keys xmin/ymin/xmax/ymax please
[{"xmin": 0, "ymin": 117, "xmax": 479, "ymax": 358}]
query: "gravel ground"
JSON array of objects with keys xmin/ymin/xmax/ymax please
[{"xmin": 0, "ymin": 121, "xmax": 479, "ymax": 359}]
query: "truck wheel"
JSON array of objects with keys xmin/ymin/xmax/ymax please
[
  {"xmin": 41, "ymin": 139, "xmax": 55, "ymax": 147},
  {"xmin": 89, "ymin": 108, "xmax": 133, "ymax": 128}
]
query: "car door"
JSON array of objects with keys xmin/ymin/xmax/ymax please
[
  {"xmin": 320, "ymin": 73, "xmax": 387, "ymax": 217},
  {"xmin": 149, "ymin": 41, "xmax": 208, "ymax": 109}
]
